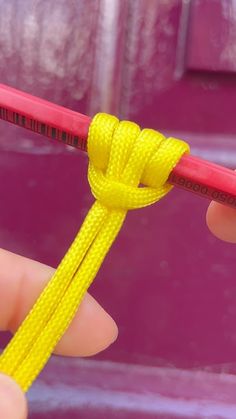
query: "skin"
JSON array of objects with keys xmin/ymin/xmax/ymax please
[{"xmin": 0, "ymin": 201, "xmax": 233, "ymax": 418}]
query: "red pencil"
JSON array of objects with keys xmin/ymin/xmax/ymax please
[{"xmin": 1, "ymin": 83, "xmax": 236, "ymax": 209}]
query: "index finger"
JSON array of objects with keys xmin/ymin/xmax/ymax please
[
  {"xmin": 206, "ymin": 201, "xmax": 236, "ymax": 243},
  {"xmin": 0, "ymin": 248, "xmax": 118, "ymax": 357}
]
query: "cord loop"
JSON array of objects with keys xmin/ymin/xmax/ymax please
[{"xmin": 88, "ymin": 113, "xmax": 189, "ymax": 210}]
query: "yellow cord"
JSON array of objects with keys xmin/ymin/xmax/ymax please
[{"xmin": 0, "ymin": 113, "xmax": 189, "ymax": 392}]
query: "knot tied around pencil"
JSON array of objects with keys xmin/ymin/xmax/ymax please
[
  {"xmin": 88, "ymin": 113, "xmax": 190, "ymax": 210},
  {"xmin": 0, "ymin": 112, "xmax": 189, "ymax": 392}
]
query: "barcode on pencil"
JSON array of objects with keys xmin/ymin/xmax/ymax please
[{"xmin": 0, "ymin": 106, "xmax": 87, "ymax": 150}]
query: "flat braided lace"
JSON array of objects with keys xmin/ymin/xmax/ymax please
[{"xmin": 0, "ymin": 113, "xmax": 189, "ymax": 391}]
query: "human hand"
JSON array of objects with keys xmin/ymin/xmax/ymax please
[
  {"xmin": 1, "ymin": 201, "xmax": 234, "ymax": 418},
  {"xmin": 0, "ymin": 248, "xmax": 118, "ymax": 418}
]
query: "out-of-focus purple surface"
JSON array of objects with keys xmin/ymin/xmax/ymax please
[
  {"xmin": 1, "ymin": 0, "xmax": 236, "ymax": 417},
  {"xmin": 27, "ymin": 357, "xmax": 236, "ymax": 418}
]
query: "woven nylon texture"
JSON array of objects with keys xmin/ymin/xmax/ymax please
[{"xmin": 0, "ymin": 113, "xmax": 189, "ymax": 392}]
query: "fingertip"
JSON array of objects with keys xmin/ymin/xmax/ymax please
[
  {"xmin": 206, "ymin": 201, "xmax": 236, "ymax": 243},
  {"xmin": 0, "ymin": 374, "xmax": 27, "ymax": 419},
  {"xmin": 0, "ymin": 249, "xmax": 118, "ymax": 358},
  {"xmin": 54, "ymin": 293, "xmax": 118, "ymax": 356}
]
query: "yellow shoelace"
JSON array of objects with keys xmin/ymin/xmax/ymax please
[{"xmin": 0, "ymin": 113, "xmax": 189, "ymax": 392}]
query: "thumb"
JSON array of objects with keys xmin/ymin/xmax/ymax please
[{"xmin": 0, "ymin": 374, "xmax": 27, "ymax": 419}]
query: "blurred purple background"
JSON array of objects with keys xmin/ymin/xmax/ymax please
[{"xmin": 1, "ymin": 0, "xmax": 236, "ymax": 417}]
